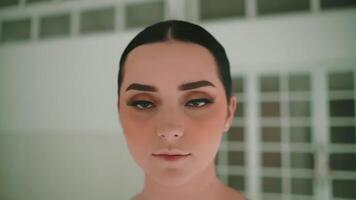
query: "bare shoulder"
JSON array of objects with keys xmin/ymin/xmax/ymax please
[{"xmin": 221, "ymin": 185, "xmax": 247, "ymax": 200}]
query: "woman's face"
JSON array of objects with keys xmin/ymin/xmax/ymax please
[{"xmin": 118, "ymin": 41, "xmax": 236, "ymax": 186}]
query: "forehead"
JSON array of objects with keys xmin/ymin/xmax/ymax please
[{"xmin": 123, "ymin": 41, "xmax": 220, "ymax": 85}]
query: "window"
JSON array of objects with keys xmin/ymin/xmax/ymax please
[
  {"xmin": 257, "ymin": 0, "xmax": 310, "ymax": 15},
  {"xmin": 199, "ymin": 0, "xmax": 245, "ymax": 21},
  {"xmin": 80, "ymin": 7, "xmax": 115, "ymax": 34},
  {"xmin": 321, "ymin": 0, "xmax": 356, "ymax": 10},
  {"xmin": 125, "ymin": 1, "xmax": 164, "ymax": 28},
  {"xmin": 39, "ymin": 13, "xmax": 70, "ymax": 39},
  {"xmin": 1, "ymin": 18, "xmax": 31, "ymax": 42},
  {"xmin": 0, "ymin": 0, "xmax": 19, "ymax": 9}
]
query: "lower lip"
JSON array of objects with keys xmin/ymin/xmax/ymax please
[{"xmin": 153, "ymin": 154, "xmax": 191, "ymax": 161}]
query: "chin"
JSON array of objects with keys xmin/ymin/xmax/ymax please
[{"xmin": 148, "ymin": 167, "xmax": 196, "ymax": 187}]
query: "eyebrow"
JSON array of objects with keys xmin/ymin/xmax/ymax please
[{"xmin": 125, "ymin": 80, "xmax": 216, "ymax": 92}]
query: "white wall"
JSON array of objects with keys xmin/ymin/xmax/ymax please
[{"xmin": 0, "ymin": 9, "xmax": 355, "ymax": 200}]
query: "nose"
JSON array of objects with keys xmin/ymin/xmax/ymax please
[{"xmin": 157, "ymin": 125, "xmax": 184, "ymax": 141}]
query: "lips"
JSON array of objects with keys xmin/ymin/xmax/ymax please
[{"xmin": 152, "ymin": 149, "xmax": 191, "ymax": 161}]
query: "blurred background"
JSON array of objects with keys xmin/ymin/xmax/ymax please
[{"xmin": 0, "ymin": 0, "xmax": 355, "ymax": 200}]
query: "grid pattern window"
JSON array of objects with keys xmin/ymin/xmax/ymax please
[
  {"xmin": 80, "ymin": 7, "xmax": 115, "ymax": 34},
  {"xmin": 125, "ymin": 1, "xmax": 164, "ymax": 28},
  {"xmin": 327, "ymin": 70, "xmax": 356, "ymax": 200},
  {"xmin": 321, "ymin": 0, "xmax": 356, "ymax": 10},
  {"xmin": 199, "ymin": 0, "xmax": 245, "ymax": 21},
  {"xmin": 26, "ymin": 0, "xmax": 51, "ymax": 4},
  {"xmin": 257, "ymin": 0, "xmax": 310, "ymax": 16},
  {"xmin": 0, "ymin": 0, "xmax": 19, "ymax": 9},
  {"xmin": 259, "ymin": 73, "xmax": 315, "ymax": 199},
  {"xmin": 1, "ymin": 18, "xmax": 31, "ymax": 42},
  {"xmin": 39, "ymin": 13, "xmax": 70, "ymax": 39},
  {"xmin": 216, "ymin": 77, "xmax": 246, "ymax": 194}
]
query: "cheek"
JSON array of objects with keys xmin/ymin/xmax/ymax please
[{"xmin": 119, "ymin": 108, "xmax": 156, "ymax": 150}]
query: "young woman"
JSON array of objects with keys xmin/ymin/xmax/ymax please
[{"xmin": 117, "ymin": 20, "xmax": 246, "ymax": 200}]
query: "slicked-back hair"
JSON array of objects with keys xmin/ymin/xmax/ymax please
[{"xmin": 118, "ymin": 20, "xmax": 232, "ymax": 105}]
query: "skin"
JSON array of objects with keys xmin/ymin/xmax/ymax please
[{"xmin": 117, "ymin": 40, "xmax": 245, "ymax": 200}]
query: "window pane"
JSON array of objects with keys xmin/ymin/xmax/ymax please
[
  {"xmin": 260, "ymin": 76, "xmax": 279, "ymax": 92},
  {"xmin": 262, "ymin": 152, "xmax": 281, "ymax": 167},
  {"xmin": 329, "ymin": 99, "xmax": 355, "ymax": 117},
  {"xmin": 333, "ymin": 179, "xmax": 356, "ymax": 199},
  {"xmin": 289, "ymin": 101, "xmax": 311, "ymax": 117},
  {"xmin": 262, "ymin": 177, "xmax": 282, "ymax": 193},
  {"xmin": 330, "ymin": 126, "xmax": 356, "ymax": 144},
  {"xmin": 235, "ymin": 102, "xmax": 244, "ymax": 117},
  {"xmin": 290, "ymin": 126, "xmax": 312, "ymax": 143},
  {"xmin": 291, "ymin": 178, "xmax": 313, "ymax": 195},
  {"xmin": 80, "ymin": 7, "xmax": 114, "ymax": 34},
  {"xmin": 125, "ymin": 1, "xmax": 164, "ymax": 28},
  {"xmin": 1, "ymin": 18, "xmax": 31, "ymax": 42},
  {"xmin": 232, "ymin": 77, "xmax": 244, "ymax": 93},
  {"xmin": 40, "ymin": 14, "xmax": 70, "ymax": 38},
  {"xmin": 228, "ymin": 127, "xmax": 244, "ymax": 141},
  {"xmin": 261, "ymin": 102, "xmax": 280, "ymax": 117},
  {"xmin": 329, "ymin": 72, "xmax": 354, "ymax": 90},
  {"xmin": 257, "ymin": 0, "xmax": 310, "ymax": 15},
  {"xmin": 228, "ymin": 175, "xmax": 245, "ymax": 191},
  {"xmin": 289, "ymin": 74, "xmax": 310, "ymax": 91},
  {"xmin": 200, "ymin": 0, "xmax": 245, "ymax": 20},
  {"xmin": 330, "ymin": 153, "xmax": 356, "ymax": 171},
  {"xmin": 261, "ymin": 127, "xmax": 281, "ymax": 142},
  {"xmin": 27, "ymin": 0, "xmax": 50, "ymax": 4},
  {"xmin": 321, "ymin": 0, "xmax": 356, "ymax": 10},
  {"xmin": 0, "ymin": 0, "xmax": 19, "ymax": 8},
  {"xmin": 291, "ymin": 153, "xmax": 314, "ymax": 169},
  {"xmin": 228, "ymin": 151, "xmax": 245, "ymax": 166}
]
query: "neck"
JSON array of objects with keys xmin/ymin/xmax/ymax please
[{"xmin": 137, "ymin": 163, "xmax": 224, "ymax": 200}]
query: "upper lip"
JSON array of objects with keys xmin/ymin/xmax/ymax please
[{"xmin": 152, "ymin": 149, "xmax": 191, "ymax": 156}]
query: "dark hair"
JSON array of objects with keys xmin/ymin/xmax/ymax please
[{"xmin": 118, "ymin": 20, "xmax": 232, "ymax": 104}]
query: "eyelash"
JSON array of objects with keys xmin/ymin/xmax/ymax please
[{"xmin": 128, "ymin": 98, "xmax": 214, "ymax": 110}]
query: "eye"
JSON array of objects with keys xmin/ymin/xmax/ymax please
[
  {"xmin": 186, "ymin": 98, "xmax": 214, "ymax": 108},
  {"xmin": 129, "ymin": 100, "xmax": 154, "ymax": 110}
]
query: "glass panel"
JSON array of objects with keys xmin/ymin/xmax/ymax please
[
  {"xmin": 1, "ymin": 18, "xmax": 31, "ymax": 42},
  {"xmin": 235, "ymin": 102, "xmax": 244, "ymax": 117},
  {"xmin": 40, "ymin": 14, "xmax": 70, "ymax": 38},
  {"xmin": 261, "ymin": 127, "xmax": 281, "ymax": 142},
  {"xmin": 262, "ymin": 177, "xmax": 282, "ymax": 193},
  {"xmin": 228, "ymin": 127, "xmax": 244, "ymax": 141},
  {"xmin": 228, "ymin": 151, "xmax": 244, "ymax": 166},
  {"xmin": 289, "ymin": 74, "xmax": 310, "ymax": 91},
  {"xmin": 321, "ymin": 0, "xmax": 356, "ymax": 10},
  {"xmin": 80, "ymin": 7, "xmax": 114, "ymax": 34},
  {"xmin": 329, "ymin": 99, "xmax": 355, "ymax": 117},
  {"xmin": 232, "ymin": 77, "xmax": 244, "ymax": 93},
  {"xmin": 328, "ymin": 72, "xmax": 354, "ymax": 90},
  {"xmin": 330, "ymin": 126, "xmax": 356, "ymax": 144},
  {"xmin": 333, "ymin": 179, "xmax": 356, "ymax": 199},
  {"xmin": 261, "ymin": 102, "xmax": 280, "ymax": 117},
  {"xmin": 262, "ymin": 152, "xmax": 281, "ymax": 167},
  {"xmin": 289, "ymin": 101, "xmax": 311, "ymax": 117},
  {"xmin": 291, "ymin": 178, "xmax": 313, "ymax": 195},
  {"xmin": 290, "ymin": 153, "xmax": 314, "ymax": 169},
  {"xmin": 290, "ymin": 126, "xmax": 312, "ymax": 143},
  {"xmin": 330, "ymin": 153, "xmax": 356, "ymax": 171},
  {"xmin": 260, "ymin": 75, "xmax": 279, "ymax": 92},
  {"xmin": 0, "ymin": 0, "xmax": 19, "ymax": 8},
  {"xmin": 200, "ymin": 0, "xmax": 245, "ymax": 20},
  {"xmin": 27, "ymin": 0, "xmax": 50, "ymax": 3},
  {"xmin": 257, "ymin": 0, "xmax": 310, "ymax": 15},
  {"xmin": 125, "ymin": 1, "xmax": 164, "ymax": 28},
  {"xmin": 228, "ymin": 175, "xmax": 245, "ymax": 191}
]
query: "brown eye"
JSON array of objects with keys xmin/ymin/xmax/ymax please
[
  {"xmin": 129, "ymin": 100, "xmax": 154, "ymax": 110},
  {"xmin": 186, "ymin": 98, "xmax": 214, "ymax": 108}
]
